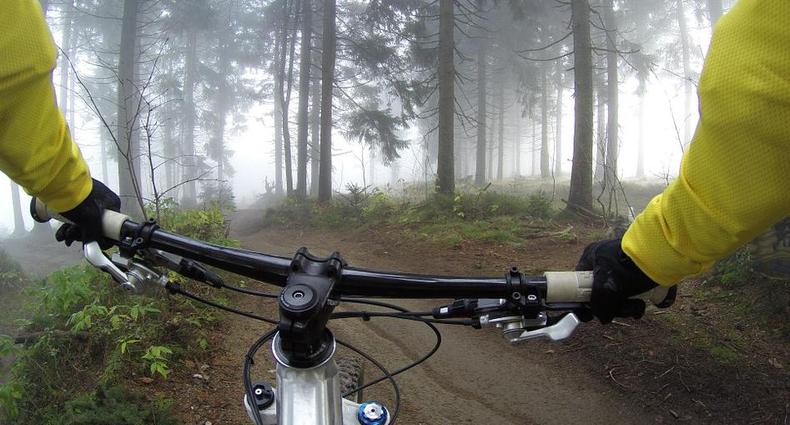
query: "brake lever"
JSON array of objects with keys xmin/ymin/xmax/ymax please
[
  {"xmin": 505, "ymin": 313, "xmax": 580, "ymax": 343},
  {"xmin": 83, "ymin": 241, "xmax": 137, "ymax": 292}
]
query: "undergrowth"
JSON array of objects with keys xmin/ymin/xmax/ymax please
[
  {"xmin": 263, "ymin": 185, "xmax": 555, "ymax": 246},
  {"xmin": 0, "ymin": 247, "xmax": 25, "ymax": 290},
  {"xmin": 0, "ymin": 202, "xmax": 234, "ymax": 424}
]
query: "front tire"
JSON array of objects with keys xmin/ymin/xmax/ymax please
[{"xmin": 337, "ymin": 356, "xmax": 364, "ymax": 403}]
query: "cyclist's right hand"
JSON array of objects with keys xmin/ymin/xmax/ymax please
[
  {"xmin": 55, "ymin": 178, "xmax": 121, "ymax": 250},
  {"xmin": 575, "ymin": 238, "xmax": 660, "ymax": 324}
]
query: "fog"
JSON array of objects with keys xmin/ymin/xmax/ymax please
[{"xmin": 0, "ymin": 0, "xmax": 727, "ymax": 235}]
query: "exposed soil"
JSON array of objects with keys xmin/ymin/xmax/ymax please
[{"xmin": 164, "ymin": 209, "xmax": 789, "ymax": 425}]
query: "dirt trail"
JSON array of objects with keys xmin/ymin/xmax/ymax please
[{"xmin": 173, "ymin": 209, "xmax": 672, "ymax": 425}]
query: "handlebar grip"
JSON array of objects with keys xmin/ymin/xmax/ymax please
[
  {"xmin": 544, "ymin": 271, "xmax": 676, "ymax": 307},
  {"xmin": 30, "ymin": 197, "xmax": 130, "ymax": 242}
]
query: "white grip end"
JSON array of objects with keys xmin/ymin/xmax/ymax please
[
  {"xmin": 545, "ymin": 271, "xmax": 593, "ymax": 303},
  {"xmin": 545, "ymin": 271, "xmax": 674, "ymax": 305},
  {"xmin": 32, "ymin": 198, "xmax": 129, "ymax": 242}
]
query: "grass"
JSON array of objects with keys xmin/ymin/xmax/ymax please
[{"xmin": 263, "ymin": 186, "xmax": 557, "ymax": 247}]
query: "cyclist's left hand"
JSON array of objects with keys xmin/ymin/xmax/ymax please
[{"xmin": 56, "ymin": 178, "xmax": 120, "ymax": 249}]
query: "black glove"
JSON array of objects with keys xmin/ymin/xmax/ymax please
[
  {"xmin": 56, "ymin": 178, "xmax": 121, "ymax": 250},
  {"xmin": 575, "ymin": 238, "xmax": 658, "ymax": 324}
]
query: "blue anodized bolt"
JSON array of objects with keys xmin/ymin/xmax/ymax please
[{"xmin": 357, "ymin": 401, "xmax": 388, "ymax": 425}]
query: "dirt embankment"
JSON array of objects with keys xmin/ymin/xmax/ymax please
[{"xmin": 164, "ymin": 209, "xmax": 788, "ymax": 425}]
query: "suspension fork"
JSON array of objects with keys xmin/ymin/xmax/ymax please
[{"xmin": 245, "ymin": 248, "xmax": 389, "ymax": 425}]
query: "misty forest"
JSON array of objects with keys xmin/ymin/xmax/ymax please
[{"xmin": 0, "ymin": 0, "xmax": 788, "ymax": 424}]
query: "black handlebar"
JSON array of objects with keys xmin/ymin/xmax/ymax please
[{"xmin": 119, "ymin": 220, "xmax": 529, "ymax": 300}]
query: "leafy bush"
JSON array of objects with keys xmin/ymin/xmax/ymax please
[
  {"xmin": 523, "ymin": 190, "xmax": 553, "ymax": 219},
  {"xmin": 260, "ymin": 189, "xmax": 554, "ymax": 247},
  {"xmin": 60, "ymin": 385, "xmax": 176, "ymax": 425},
  {"xmin": 0, "ymin": 247, "xmax": 25, "ymax": 290},
  {"xmin": 0, "ymin": 263, "xmax": 214, "ymax": 424},
  {"xmin": 422, "ymin": 190, "xmax": 553, "ymax": 221},
  {"xmin": 152, "ymin": 199, "xmax": 237, "ymax": 246},
  {"xmin": 362, "ymin": 191, "xmax": 399, "ymax": 221},
  {"xmin": 262, "ymin": 196, "xmax": 312, "ymax": 226},
  {"xmin": 263, "ymin": 185, "xmax": 405, "ymax": 228}
]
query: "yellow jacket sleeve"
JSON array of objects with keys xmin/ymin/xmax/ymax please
[
  {"xmin": 622, "ymin": 0, "xmax": 790, "ymax": 286},
  {"xmin": 0, "ymin": 0, "xmax": 92, "ymax": 212}
]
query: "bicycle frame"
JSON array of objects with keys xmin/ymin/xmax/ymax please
[{"xmin": 243, "ymin": 333, "xmax": 386, "ymax": 425}]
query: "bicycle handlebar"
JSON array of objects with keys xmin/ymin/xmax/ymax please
[{"xmin": 31, "ymin": 200, "xmax": 673, "ymax": 305}]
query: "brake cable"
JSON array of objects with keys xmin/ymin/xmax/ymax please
[{"xmin": 167, "ymin": 283, "xmax": 278, "ymax": 325}]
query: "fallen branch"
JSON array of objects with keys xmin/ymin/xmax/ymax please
[
  {"xmin": 655, "ymin": 365, "xmax": 676, "ymax": 379},
  {"xmin": 608, "ymin": 366, "xmax": 633, "ymax": 391}
]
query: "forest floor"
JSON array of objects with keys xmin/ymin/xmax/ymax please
[
  {"xmin": 160, "ymin": 209, "xmax": 788, "ymax": 425},
  {"xmin": 0, "ymin": 205, "xmax": 786, "ymax": 424}
]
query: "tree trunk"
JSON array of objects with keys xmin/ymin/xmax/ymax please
[
  {"xmin": 540, "ymin": 67, "xmax": 550, "ymax": 178},
  {"xmin": 10, "ymin": 181, "xmax": 26, "ymax": 236},
  {"xmin": 369, "ymin": 147, "xmax": 376, "ymax": 187},
  {"xmin": 214, "ymin": 92, "xmax": 228, "ymax": 202},
  {"xmin": 677, "ymin": 0, "xmax": 693, "ymax": 145},
  {"xmin": 554, "ymin": 71, "xmax": 563, "ymax": 176},
  {"xmin": 636, "ymin": 80, "xmax": 646, "ymax": 178},
  {"xmin": 514, "ymin": 105, "xmax": 521, "ymax": 177},
  {"xmin": 604, "ymin": 0, "xmax": 619, "ymax": 188},
  {"xmin": 389, "ymin": 159, "xmax": 399, "ymax": 184},
  {"xmin": 436, "ymin": 0, "xmax": 455, "ymax": 194},
  {"xmin": 273, "ymin": 32, "xmax": 285, "ymax": 196},
  {"xmin": 164, "ymin": 117, "xmax": 175, "ymax": 194},
  {"xmin": 309, "ymin": 67, "xmax": 321, "ymax": 197},
  {"xmin": 295, "ymin": 0, "xmax": 312, "ymax": 199},
  {"xmin": 117, "ymin": 0, "xmax": 143, "ymax": 216},
  {"xmin": 474, "ymin": 0, "xmax": 487, "ymax": 186},
  {"xmin": 279, "ymin": 0, "xmax": 297, "ymax": 195},
  {"xmin": 487, "ymin": 108, "xmax": 495, "ymax": 181},
  {"xmin": 212, "ymin": 19, "xmax": 232, "ymax": 192},
  {"xmin": 100, "ymin": 129, "xmax": 109, "ymax": 183},
  {"xmin": 531, "ymin": 120, "xmax": 538, "ymax": 176},
  {"xmin": 181, "ymin": 28, "xmax": 198, "ymax": 207},
  {"xmin": 567, "ymin": 0, "xmax": 594, "ymax": 212},
  {"xmin": 594, "ymin": 81, "xmax": 606, "ymax": 181},
  {"xmin": 317, "ymin": 0, "xmax": 336, "ymax": 202},
  {"xmin": 309, "ymin": 0, "xmax": 322, "ymax": 196},
  {"xmin": 496, "ymin": 77, "xmax": 504, "ymax": 181}
]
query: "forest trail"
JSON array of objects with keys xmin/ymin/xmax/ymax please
[{"xmin": 171, "ymin": 209, "xmax": 669, "ymax": 425}]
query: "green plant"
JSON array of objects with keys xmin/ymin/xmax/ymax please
[
  {"xmin": 0, "ymin": 248, "xmax": 25, "ymax": 290},
  {"xmin": 0, "ymin": 335, "xmax": 22, "ymax": 418},
  {"xmin": 524, "ymin": 190, "xmax": 553, "ymax": 219},
  {"xmin": 362, "ymin": 191, "xmax": 399, "ymax": 221},
  {"xmin": 151, "ymin": 200, "xmax": 237, "ymax": 246},
  {"xmin": 0, "ymin": 381, "xmax": 22, "ymax": 419},
  {"xmin": 141, "ymin": 345, "xmax": 173, "ymax": 378},
  {"xmin": 262, "ymin": 196, "xmax": 312, "ymax": 226},
  {"xmin": 3, "ymin": 257, "xmax": 216, "ymax": 423},
  {"xmin": 59, "ymin": 385, "xmax": 177, "ymax": 425}
]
